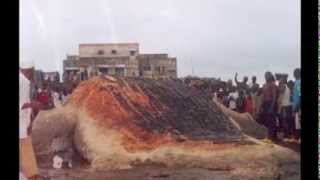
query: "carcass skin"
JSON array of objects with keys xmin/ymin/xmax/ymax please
[
  {"xmin": 31, "ymin": 76, "xmax": 300, "ymax": 178},
  {"xmin": 212, "ymin": 98, "xmax": 268, "ymax": 139}
]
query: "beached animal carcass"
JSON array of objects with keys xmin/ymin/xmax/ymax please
[{"xmin": 31, "ymin": 76, "xmax": 300, "ymax": 178}]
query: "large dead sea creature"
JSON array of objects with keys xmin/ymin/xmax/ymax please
[{"xmin": 31, "ymin": 76, "xmax": 300, "ymax": 179}]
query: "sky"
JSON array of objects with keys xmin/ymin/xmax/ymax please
[{"xmin": 20, "ymin": 0, "xmax": 300, "ymax": 84}]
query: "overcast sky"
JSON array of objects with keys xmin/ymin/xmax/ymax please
[{"xmin": 20, "ymin": 0, "xmax": 300, "ymax": 84}]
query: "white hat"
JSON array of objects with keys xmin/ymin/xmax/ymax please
[{"xmin": 20, "ymin": 59, "xmax": 34, "ymax": 69}]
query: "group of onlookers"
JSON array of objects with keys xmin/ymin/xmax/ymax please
[
  {"xmin": 31, "ymin": 84, "xmax": 71, "ymax": 113},
  {"xmin": 185, "ymin": 68, "xmax": 301, "ymax": 143},
  {"xmin": 258, "ymin": 69, "xmax": 300, "ymax": 142}
]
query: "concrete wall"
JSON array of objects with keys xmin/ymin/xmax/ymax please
[
  {"xmin": 63, "ymin": 57, "xmax": 139, "ymax": 78},
  {"xmin": 63, "ymin": 59, "xmax": 78, "ymax": 69},
  {"xmin": 79, "ymin": 43, "xmax": 139, "ymax": 58},
  {"xmin": 167, "ymin": 57, "xmax": 177, "ymax": 78},
  {"xmin": 137, "ymin": 54, "xmax": 168, "ymax": 59},
  {"xmin": 138, "ymin": 54, "xmax": 177, "ymax": 79},
  {"xmin": 66, "ymin": 55, "xmax": 79, "ymax": 61}
]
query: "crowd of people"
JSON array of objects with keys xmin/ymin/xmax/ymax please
[
  {"xmin": 30, "ymin": 83, "xmax": 72, "ymax": 115},
  {"xmin": 184, "ymin": 68, "xmax": 301, "ymax": 143}
]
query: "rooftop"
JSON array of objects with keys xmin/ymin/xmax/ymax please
[{"xmin": 79, "ymin": 43, "xmax": 139, "ymax": 46}]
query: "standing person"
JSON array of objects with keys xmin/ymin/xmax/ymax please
[
  {"xmin": 217, "ymin": 82, "xmax": 228, "ymax": 106},
  {"xmin": 227, "ymin": 87, "xmax": 238, "ymax": 111},
  {"xmin": 52, "ymin": 90, "xmax": 62, "ymax": 108},
  {"xmin": 236, "ymin": 90, "xmax": 246, "ymax": 113},
  {"xmin": 287, "ymin": 80, "xmax": 295, "ymax": 92},
  {"xmin": 234, "ymin": 73, "xmax": 249, "ymax": 112},
  {"xmin": 255, "ymin": 87, "xmax": 264, "ymax": 124},
  {"xmin": 278, "ymin": 77, "xmax": 293, "ymax": 140},
  {"xmin": 58, "ymin": 87, "xmax": 63, "ymax": 103},
  {"xmin": 20, "ymin": 60, "xmax": 39, "ymax": 180},
  {"xmin": 36, "ymin": 86, "xmax": 50, "ymax": 110},
  {"xmin": 31, "ymin": 87, "xmax": 42, "ymax": 118},
  {"xmin": 249, "ymin": 76, "xmax": 260, "ymax": 119},
  {"xmin": 260, "ymin": 71, "xmax": 278, "ymax": 141},
  {"xmin": 46, "ymin": 87, "xmax": 54, "ymax": 109},
  {"xmin": 61, "ymin": 87, "xmax": 71, "ymax": 104},
  {"xmin": 292, "ymin": 68, "xmax": 301, "ymax": 141},
  {"xmin": 249, "ymin": 76, "xmax": 259, "ymax": 91},
  {"xmin": 225, "ymin": 79, "xmax": 233, "ymax": 95},
  {"xmin": 234, "ymin": 73, "xmax": 249, "ymax": 93},
  {"xmin": 36, "ymin": 87, "xmax": 42, "ymax": 98},
  {"xmin": 244, "ymin": 91, "xmax": 253, "ymax": 115},
  {"xmin": 287, "ymin": 80, "xmax": 296, "ymax": 139}
]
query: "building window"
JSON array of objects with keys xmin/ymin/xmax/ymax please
[
  {"xmin": 143, "ymin": 66, "xmax": 151, "ymax": 71},
  {"xmin": 98, "ymin": 50, "xmax": 104, "ymax": 55},
  {"xmin": 99, "ymin": 67, "xmax": 109, "ymax": 74},
  {"xmin": 111, "ymin": 50, "xmax": 117, "ymax": 54},
  {"xmin": 168, "ymin": 70, "xmax": 176, "ymax": 74},
  {"xmin": 155, "ymin": 66, "xmax": 161, "ymax": 73},
  {"xmin": 161, "ymin": 67, "xmax": 165, "ymax": 74},
  {"xmin": 115, "ymin": 67, "xmax": 125, "ymax": 77},
  {"xmin": 130, "ymin": 50, "xmax": 136, "ymax": 56}
]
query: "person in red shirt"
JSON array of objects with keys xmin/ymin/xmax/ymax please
[
  {"xmin": 35, "ymin": 88, "xmax": 42, "ymax": 103},
  {"xmin": 36, "ymin": 86, "xmax": 50, "ymax": 109},
  {"xmin": 244, "ymin": 92, "xmax": 253, "ymax": 115}
]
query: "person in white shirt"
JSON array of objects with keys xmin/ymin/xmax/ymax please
[
  {"xmin": 52, "ymin": 90, "xmax": 62, "ymax": 108},
  {"xmin": 227, "ymin": 87, "xmax": 239, "ymax": 111},
  {"xmin": 20, "ymin": 60, "xmax": 39, "ymax": 180},
  {"xmin": 278, "ymin": 77, "xmax": 293, "ymax": 140}
]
